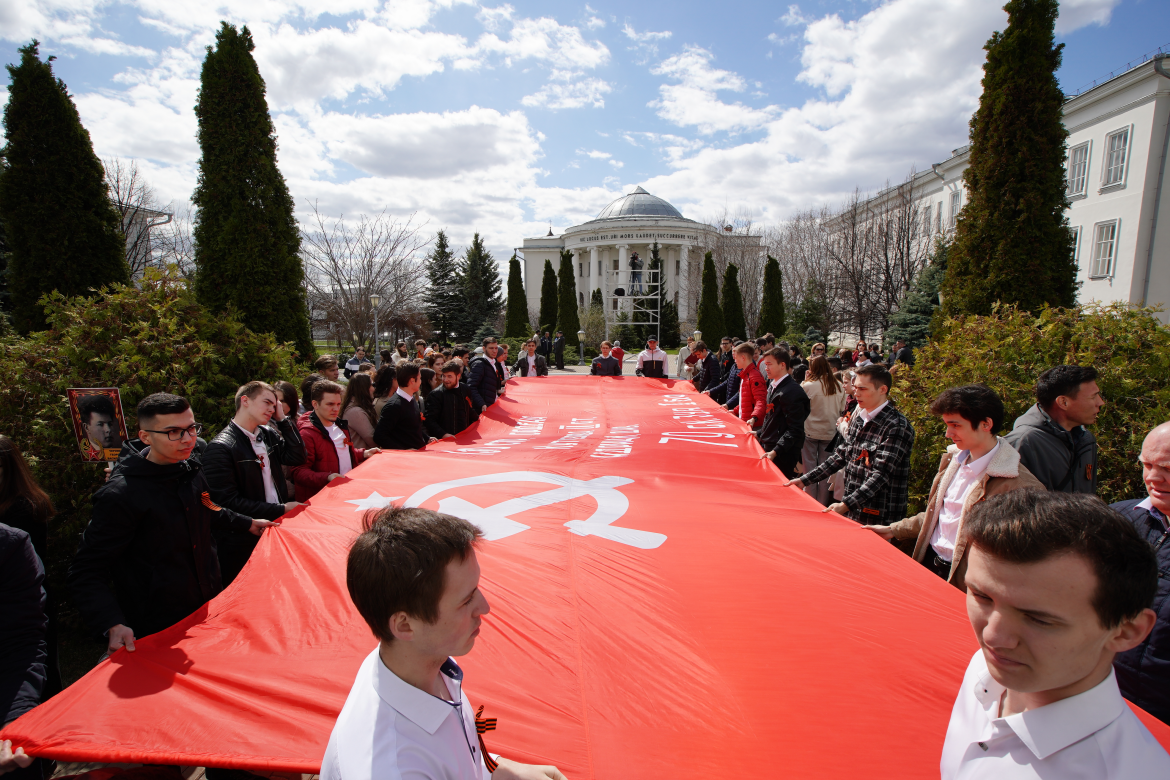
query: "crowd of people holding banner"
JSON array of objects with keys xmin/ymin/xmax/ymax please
[{"xmin": 2, "ymin": 329, "xmax": 1169, "ymax": 778}]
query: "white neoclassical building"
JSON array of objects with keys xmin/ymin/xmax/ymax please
[{"xmin": 519, "ymin": 187, "xmax": 735, "ymax": 330}]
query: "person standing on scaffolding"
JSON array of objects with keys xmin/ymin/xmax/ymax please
[{"xmin": 629, "ymin": 251, "xmax": 644, "ymax": 295}]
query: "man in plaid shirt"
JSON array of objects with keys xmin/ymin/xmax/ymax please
[{"xmin": 786, "ymin": 364, "xmax": 915, "ymax": 525}]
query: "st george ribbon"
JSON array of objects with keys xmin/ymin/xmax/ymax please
[{"xmin": 5, "ymin": 377, "xmax": 1168, "ymax": 778}]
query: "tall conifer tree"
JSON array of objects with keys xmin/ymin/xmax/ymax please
[
  {"xmin": 556, "ymin": 249, "xmax": 580, "ymax": 347},
  {"xmin": 503, "ymin": 252, "xmax": 529, "ymax": 337},
  {"xmin": 192, "ymin": 23, "xmax": 311, "ymax": 358},
  {"xmin": 457, "ymin": 233, "xmax": 502, "ymax": 341},
  {"xmin": 659, "ymin": 299, "xmax": 681, "ymax": 349},
  {"xmin": 538, "ymin": 259, "xmax": 558, "ymax": 332},
  {"xmin": 424, "ymin": 229, "xmax": 461, "ymax": 340},
  {"xmin": 695, "ymin": 251, "xmax": 725, "ymax": 343},
  {"xmin": 941, "ymin": 0, "xmax": 1076, "ymax": 316},
  {"xmin": 886, "ymin": 243, "xmax": 948, "ymax": 349},
  {"xmin": 758, "ymin": 255, "xmax": 786, "ymax": 337},
  {"xmin": 0, "ymin": 41, "xmax": 129, "ymax": 333},
  {"xmin": 721, "ymin": 263, "xmax": 746, "ymax": 340}
]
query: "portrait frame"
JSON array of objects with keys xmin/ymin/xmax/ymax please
[{"xmin": 67, "ymin": 387, "xmax": 129, "ymax": 462}]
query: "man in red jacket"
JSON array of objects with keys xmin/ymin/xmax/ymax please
[
  {"xmin": 732, "ymin": 342, "xmax": 767, "ymax": 430},
  {"xmin": 291, "ymin": 381, "xmax": 382, "ymax": 501}
]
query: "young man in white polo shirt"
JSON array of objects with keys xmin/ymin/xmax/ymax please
[
  {"xmin": 942, "ymin": 489, "xmax": 1169, "ymax": 778},
  {"xmin": 322, "ymin": 506, "xmax": 567, "ymax": 780}
]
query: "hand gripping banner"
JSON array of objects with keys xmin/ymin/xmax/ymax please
[{"xmin": 4, "ymin": 377, "xmax": 1168, "ymax": 778}]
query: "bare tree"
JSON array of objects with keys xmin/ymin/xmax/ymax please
[
  {"xmin": 154, "ymin": 202, "xmax": 196, "ymax": 280},
  {"xmin": 691, "ymin": 208, "xmax": 767, "ymax": 335},
  {"xmin": 300, "ymin": 202, "xmax": 431, "ymax": 351},
  {"xmin": 103, "ymin": 158, "xmax": 173, "ymax": 279}
]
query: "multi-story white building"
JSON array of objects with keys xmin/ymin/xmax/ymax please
[{"xmin": 862, "ymin": 54, "xmax": 1170, "ymax": 322}]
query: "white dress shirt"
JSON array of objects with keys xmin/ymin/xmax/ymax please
[
  {"xmin": 769, "ymin": 373, "xmax": 792, "ymax": 391},
  {"xmin": 321, "ymin": 650, "xmax": 492, "ymax": 780},
  {"xmin": 856, "ymin": 400, "xmax": 888, "ymax": 424},
  {"xmin": 325, "ymin": 423, "xmax": 353, "ymax": 475},
  {"xmin": 941, "ymin": 650, "xmax": 1170, "ymax": 779},
  {"xmin": 524, "ymin": 353, "xmax": 537, "ymax": 374},
  {"xmin": 930, "ymin": 443, "xmax": 1000, "ymax": 562},
  {"xmin": 232, "ymin": 421, "xmax": 279, "ymax": 504}
]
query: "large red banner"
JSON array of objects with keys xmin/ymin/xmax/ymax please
[{"xmin": 4, "ymin": 377, "xmax": 1167, "ymax": 777}]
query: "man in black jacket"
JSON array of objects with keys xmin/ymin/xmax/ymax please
[
  {"xmin": 202, "ymin": 381, "xmax": 307, "ymax": 585},
  {"xmin": 693, "ymin": 341, "xmax": 721, "ymax": 391},
  {"xmin": 591, "ymin": 341, "xmax": 622, "ymax": 376},
  {"xmin": 553, "ymin": 331, "xmax": 566, "ymax": 370},
  {"xmin": 425, "ymin": 361, "xmax": 480, "ymax": 439},
  {"xmin": 68, "ymin": 393, "xmax": 274, "ymax": 655},
  {"xmin": 756, "ymin": 348, "xmax": 810, "ymax": 479},
  {"xmin": 1112, "ymin": 421, "xmax": 1170, "ymax": 726},
  {"xmin": 467, "ymin": 338, "xmax": 504, "ymax": 410},
  {"xmin": 0, "ymin": 523, "xmax": 47, "ymax": 732},
  {"xmin": 374, "ymin": 363, "xmax": 435, "ymax": 450},
  {"xmin": 513, "ymin": 339, "xmax": 549, "ymax": 377},
  {"xmin": 539, "ymin": 331, "xmax": 553, "ymax": 358}
]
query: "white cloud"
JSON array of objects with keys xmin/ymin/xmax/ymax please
[
  {"xmin": 622, "ymin": 24, "xmax": 671, "ymax": 42},
  {"xmin": 637, "ymin": 0, "xmax": 1008, "ymax": 222},
  {"xmin": 59, "ymin": 36, "xmax": 156, "ymax": 58},
  {"xmin": 649, "ymin": 46, "xmax": 776, "ymax": 134},
  {"xmin": 1054, "ymin": 0, "xmax": 1121, "ymax": 34},
  {"xmin": 780, "ymin": 4, "xmax": 809, "ymax": 27},
  {"xmin": 522, "ymin": 73, "xmax": 611, "ymax": 109},
  {"xmin": 622, "ymin": 22, "xmax": 672, "ymax": 63},
  {"xmin": 585, "ymin": 16, "xmax": 605, "ymax": 30}
]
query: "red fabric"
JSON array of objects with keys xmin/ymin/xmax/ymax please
[
  {"xmin": 736, "ymin": 362, "xmax": 767, "ymax": 424},
  {"xmin": 4, "ymin": 377, "xmax": 1168, "ymax": 777},
  {"xmin": 291, "ymin": 413, "xmax": 364, "ymax": 501}
]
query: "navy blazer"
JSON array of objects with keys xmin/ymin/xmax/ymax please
[{"xmin": 1112, "ymin": 498, "xmax": 1170, "ymax": 726}]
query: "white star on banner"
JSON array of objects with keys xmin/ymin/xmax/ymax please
[{"xmin": 345, "ymin": 492, "xmax": 404, "ymax": 512}]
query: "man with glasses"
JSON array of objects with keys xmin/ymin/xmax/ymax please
[
  {"xmin": 69, "ymin": 393, "xmax": 276, "ymax": 656},
  {"xmin": 1112, "ymin": 421, "xmax": 1170, "ymax": 726}
]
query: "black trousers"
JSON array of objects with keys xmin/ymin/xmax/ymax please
[
  {"xmin": 922, "ymin": 545, "xmax": 952, "ymax": 580},
  {"xmin": 555, "ymin": 351, "xmax": 564, "ymax": 369}
]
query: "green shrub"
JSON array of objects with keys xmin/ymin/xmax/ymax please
[
  {"xmin": 0, "ymin": 267, "xmax": 300, "ymax": 598},
  {"xmin": 891, "ymin": 303, "xmax": 1170, "ymax": 513}
]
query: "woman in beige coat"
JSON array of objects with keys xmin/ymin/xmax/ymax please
[{"xmin": 801, "ymin": 356, "xmax": 846, "ymax": 506}]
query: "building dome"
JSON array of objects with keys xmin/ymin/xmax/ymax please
[{"xmin": 592, "ymin": 186, "xmax": 688, "ymax": 221}]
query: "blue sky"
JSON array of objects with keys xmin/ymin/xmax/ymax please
[{"xmin": 1, "ymin": 0, "xmax": 1167, "ymax": 258}]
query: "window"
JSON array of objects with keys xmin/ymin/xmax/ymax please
[
  {"xmin": 597, "ymin": 260, "xmax": 602, "ymax": 276},
  {"xmin": 612, "ymin": 298, "xmax": 618, "ymax": 311},
  {"xmin": 1066, "ymin": 142, "xmax": 1089, "ymax": 195},
  {"xmin": 949, "ymin": 190, "xmax": 962, "ymax": 226},
  {"xmin": 1102, "ymin": 128, "xmax": 1130, "ymax": 187},
  {"xmin": 923, "ymin": 204, "xmax": 932, "ymax": 233},
  {"xmin": 578, "ymin": 262, "xmax": 584, "ymax": 277},
  {"xmin": 1089, "ymin": 220, "xmax": 1118, "ymax": 278},
  {"xmin": 579, "ymin": 292, "xmax": 584, "ymax": 307},
  {"xmin": 1070, "ymin": 226, "xmax": 1082, "ymax": 262},
  {"xmin": 675, "ymin": 259, "xmax": 681, "ymax": 275},
  {"xmin": 936, "ymin": 203, "xmax": 943, "ymax": 232},
  {"xmin": 612, "ymin": 258, "xmax": 619, "ymax": 271}
]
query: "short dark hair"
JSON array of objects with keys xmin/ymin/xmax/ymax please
[
  {"xmin": 930, "ymin": 384, "xmax": 1005, "ymax": 433},
  {"xmin": 415, "ymin": 339, "xmax": 427, "ymax": 347},
  {"xmin": 347, "ymin": 505, "xmax": 482, "ymax": 643},
  {"xmin": 452, "ymin": 347, "xmax": 470, "ymax": 359},
  {"xmin": 396, "ymin": 362, "xmax": 420, "ymax": 386},
  {"xmin": 78, "ymin": 393, "xmax": 116, "ymax": 424},
  {"xmin": 854, "ymin": 363, "xmax": 893, "ymax": 391},
  {"xmin": 763, "ymin": 347, "xmax": 793, "ymax": 369},
  {"xmin": 481, "ymin": 337, "xmax": 497, "ymax": 348},
  {"xmin": 314, "ymin": 355, "xmax": 338, "ymax": 371},
  {"xmin": 755, "ymin": 337, "xmax": 768, "ymax": 348},
  {"xmin": 380, "ymin": 349, "xmax": 393, "ymax": 364},
  {"xmin": 373, "ymin": 364, "xmax": 397, "ymax": 398},
  {"xmin": 694, "ymin": 340, "xmax": 708, "ymax": 353},
  {"xmin": 235, "ymin": 380, "xmax": 276, "ymax": 412},
  {"xmin": 137, "ymin": 393, "xmax": 190, "ymax": 429},
  {"xmin": 300, "ymin": 373, "xmax": 323, "ymax": 410},
  {"xmin": 525, "ymin": 338, "xmax": 536, "ymax": 346},
  {"xmin": 311, "ymin": 380, "xmax": 344, "ymax": 403},
  {"xmin": 441, "ymin": 359, "xmax": 462, "ymax": 376},
  {"xmin": 733, "ymin": 342, "xmax": 755, "ymax": 357},
  {"xmin": 1036, "ymin": 365, "xmax": 1099, "ymax": 409},
  {"xmin": 966, "ymin": 490, "xmax": 1158, "ymax": 629}
]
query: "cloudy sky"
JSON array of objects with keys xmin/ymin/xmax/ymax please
[{"xmin": 1, "ymin": 0, "xmax": 1166, "ymax": 260}]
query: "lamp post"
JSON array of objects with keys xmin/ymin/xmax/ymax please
[
  {"xmin": 369, "ymin": 293, "xmax": 382, "ymax": 366},
  {"xmin": 577, "ymin": 329, "xmax": 586, "ymax": 366},
  {"xmin": 693, "ymin": 330, "xmax": 702, "ymax": 344}
]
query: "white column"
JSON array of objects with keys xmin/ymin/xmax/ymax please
[
  {"xmin": 678, "ymin": 245, "xmax": 690, "ymax": 319},
  {"xmin": 589, "ymin": 246, "xmax": 598, "ymax": 301},
  {"xmin": 615, "ymin": 244, "xmax": 629, "ymax": 312}
]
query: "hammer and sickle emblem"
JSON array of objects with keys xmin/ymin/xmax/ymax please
[{"xmin": 404, "ymin": 471, "xmax": 666, "ymax": 549}]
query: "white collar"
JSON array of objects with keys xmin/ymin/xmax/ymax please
[
  {"xmin": 372, "ymin": 653, "xmax": 463, "ymax": 736},
  {"xmin": 231, "ymin": 420, "xmax": 260, "ymax": 442},
  {"xmin": 396, "ymin": 387, "xmax": 416, "ymax": 403},
  {"xmin": 971, "ymin": 655, "xmax": 1126, "ymax": 759},
  {"xmin": 957, "ymin": 441, "xmax": 1000, "ymax": 476},
  {"xmin": 770, "ymin": 374, "xmax": 790, "ymax": 389},
  {"xmin": 858, "ymin": 400, "xmax": 889, "ymax": 422}
]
